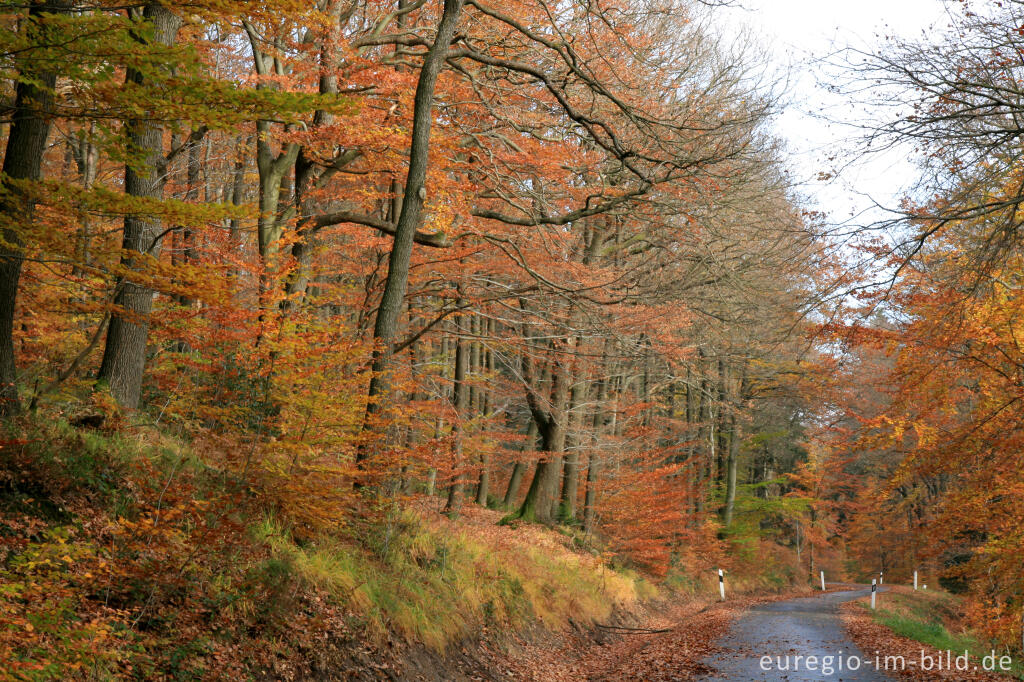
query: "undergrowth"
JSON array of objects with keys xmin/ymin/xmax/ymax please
[{"xmin": 0, "ymin": 411, "xmax": 658, "ymax": 679}]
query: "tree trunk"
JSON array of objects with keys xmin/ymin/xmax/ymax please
[
  {"xmin": 517, "ymin": 353, "xmax": 570, "ymax": 524},
  {"xmin": 715, "ymin": 359, "xmax": 727, "ymax": 487},
  {"xmin": 71, "ymin": 123, "xmax": 98, "ymax": 274},
  {"xmin": 583, "ymin": 368, "xmax": 609, "ymax": 535},
  {"xmin": 96, "ymin": 4, "xmax": 182, "ymax": 409},
  {"xmin": 0, "ymin": 0, "xmax": 70, "ymax": 416},
  {"xmin": 475, "ymin": 315, "xmax": 492, "ymax": 506},
  {"xmin": 559, "ymin": 379, "xmax": 584, "ymax": 522},
  {"xmin": 503, "ymin": 420, "xmax": 535, "ymax": 507},
  {"xmin": 444, "ymin": 315, "xmax": 468, "ymax": 518},
  {"xmin": 286, "ymin": 2, "xmax": 344, "ymax": 310},
  {"xmin": 694, "ymin": 366, "xmax": 709, "ymax": 514},
  {"xmin": 359, "ymin": 0, "xmax": 464, "ymax": 470},
  {"xmin": 684, "ymin": 365, "xmax": 695, "ymax": 516},
  {"xmin": 518, "ymin": 448, "xmax": 563, "ymax": 524},
  {"xmin": 172, "ymin": 132, "xmax": 200, "ymax": 347},
  {"xmin": 723, "ymin": 367, "xmax": 747, "ymax": 527},
  {"xmin": 723, "ymin": 412, "xmax": 739, "ymax": 528}
]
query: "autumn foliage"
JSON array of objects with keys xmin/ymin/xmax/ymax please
[{"xmin": 0, "ymin": 0, "xmax": 841, "ymax": 676}]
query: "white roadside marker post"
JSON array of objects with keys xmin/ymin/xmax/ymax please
[
  {"xmin": 879, "ymin": 571, "xmax": 884, "ymax": 585},
  {"xmin": 820, "ymin": 570, "xmax": 826, "ymax": 591},
  {"xmin": 871, "ymin": 578, "xmax": 877, "ymax": 610},
  {"xmin": 923, "ymin": 584, "xmax": 927, "ymax": 590},
  {"xmin": 914, "ymin": 570, "xmax": 918, "ymax": 590},
  {"xmin": 718, "ymin": 568, "xmax": 725, "ymax": 601}
]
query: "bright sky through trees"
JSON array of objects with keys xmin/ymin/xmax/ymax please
[{"xmin": 715, "ymin": 0, "xmax": 951, "ymax": 224}]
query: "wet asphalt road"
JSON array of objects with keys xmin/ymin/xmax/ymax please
[{"xmin": 698, "ymin": 588, "xmax": 892, "ymax": 681}]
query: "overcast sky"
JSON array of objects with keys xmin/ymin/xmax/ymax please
[{"xmin": 711, "ymin": 0, "xmax": 953, "ymax": 227}]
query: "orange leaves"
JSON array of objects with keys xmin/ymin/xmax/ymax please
[{"xmin": 826, "ymin": 234, "xmax": 1024, "ymax": 647}]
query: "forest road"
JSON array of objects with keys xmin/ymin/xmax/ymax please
[{"xmin": 697, "ymin": 588, "xmax": 892, "ymax": 681}]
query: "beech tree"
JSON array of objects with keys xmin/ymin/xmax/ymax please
[
  {"xmin": 95, "ymin": 4, "xmax": 183, "ymax": 408},
  {"xmin": 0, "ymin": 0, "xmax": 70, "ymax": 415}
]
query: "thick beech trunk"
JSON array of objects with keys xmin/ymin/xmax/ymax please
[
  {"xmin": 517, "ymin": 354, "xmax": 570, "ymax": 524},
  {"xmin": 96, "ymin": 4, "xmax": 181, "ymax": 409},
  {"xmin": 0, "ymin": 0, "xmax": 69, "ymax": 415},
  {"xmin": 286, "ymin": 2, "xmax": 344, "ymax": 308}
]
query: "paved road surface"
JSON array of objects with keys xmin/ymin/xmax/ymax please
[{"xmin": 698, "ymin": 588, "xmax": 892, "ymax": 681}]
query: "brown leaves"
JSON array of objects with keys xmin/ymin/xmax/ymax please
[{"xmin": 841, "ymin": 596, "xmax": 1010, "ymax": 682}]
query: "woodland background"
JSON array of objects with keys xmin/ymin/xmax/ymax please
[{"xmin": 1, "ymin": 0, "xmax": 1023, "ymax": 677}]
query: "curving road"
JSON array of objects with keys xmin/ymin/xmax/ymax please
[{"xmin": 698, "ymin": 588, "xmax": 892, "ymax": 681}]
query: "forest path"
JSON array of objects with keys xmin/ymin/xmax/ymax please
[{"xmin": 697, "ymin": 587, "xmax": 891, "ymax": 681}]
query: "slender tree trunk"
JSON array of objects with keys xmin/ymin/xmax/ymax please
[
  {"xmin": 715, "ymin": 359, "xmax": 727, "ymax": 487},
  {"xmin": 172, "ymin": 133, "xmax": 200, "ymax": 352},
  {"xmin": 723, "ymin": 367, "xmax": 747, "ymax": 527},
  {"xmin": 503, "ymin": 462, "xmax": 525, "ymax": 507},
  {"xmin": 723, "ymin": 412, "xmax": 739, "ymax": 527},
  {"xmin": 426, "ymin": 332, "xmax": 450, "ymax": 496},
  {"xmin": 400, "ymin": 305, "xmax": 423, "ymax": 493},
  {"xmin": 71, "ymin": 123, "xmax": 98, "ymax": 275},
  {"xmin": 475, "ymin": 315, "xmax": 492, "ymax": 506},
  {"xmin": 583, "ymin": 367, "xmax": 609, "ymax": 534},
  {"xmin": 359, "ymin": 0, "xmax": 464, "ymax": 471},
  {"xmin": 684, "ymin": 365, "xmax": 695, "ymax": 516},
  {"xmin": 96, "ymin": 4, "xmax": 182, "ymax": 409},
  {"xmin": 695, "ymin": 363, "xmax": 709, "ymax": 514},
  {"xmin": 444, "ymin": 314, "xmax": 468, "ymax": 518},
  {"xmin": 226, "ymin": 136, "xmax": 247, "ymax": 283}
]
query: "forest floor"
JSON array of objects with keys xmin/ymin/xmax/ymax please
[{"xmin": 371, "ymin": 501, "xmax": 838, "ymax": 681}]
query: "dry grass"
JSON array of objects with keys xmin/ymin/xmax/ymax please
[{"xmin": 258, "ymin": 497, "xmax": 656, "ymax": 653}]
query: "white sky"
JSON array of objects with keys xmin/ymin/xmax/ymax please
[{"xmin": 711, "ymin": 0, "xmax": 954, "ymax": 228}]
